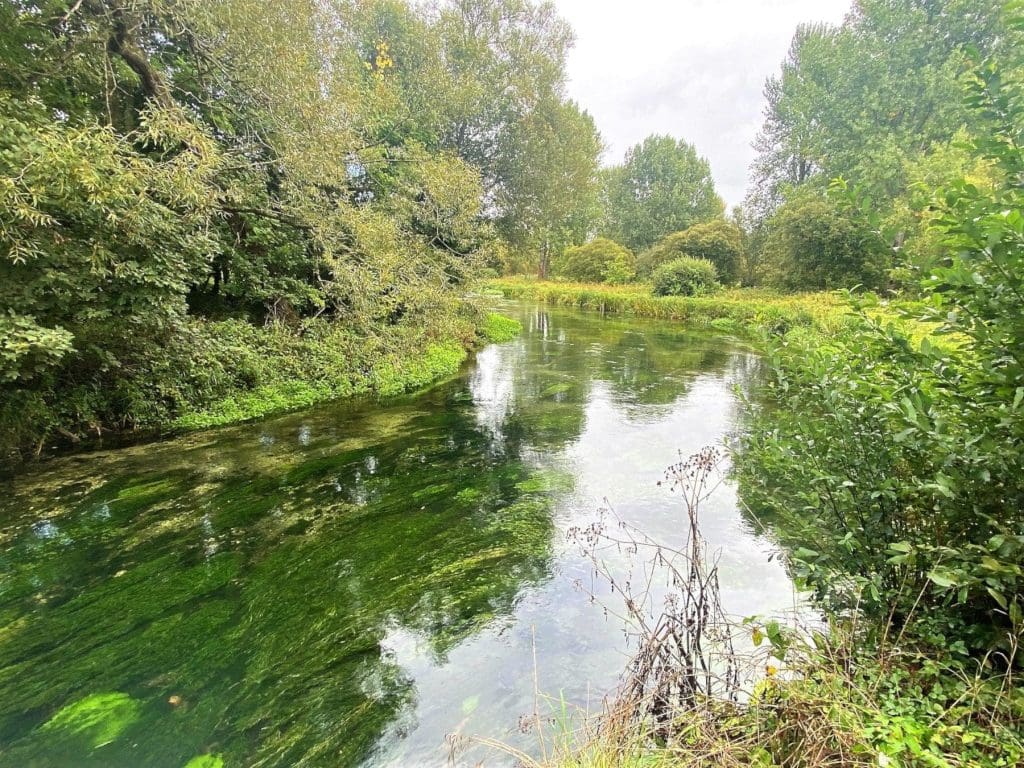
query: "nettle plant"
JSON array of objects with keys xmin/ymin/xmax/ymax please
[{"xmin": 738, "ymin": 19, "xmax": 1024, "ymax": 658}]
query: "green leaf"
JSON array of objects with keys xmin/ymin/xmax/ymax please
[{"xmin": 927, "ymin": 570, "xmax": 958, "ymax": 589}]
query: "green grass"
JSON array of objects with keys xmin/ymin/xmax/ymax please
[
  {"xmin": 488, "ymin": 278, "xmax": 947, "ymax": 345},
  {"xmin": 489, "ymin": 277, "xmax": 852, "ymax": 335},
  {"xmin": 171, "ymin": 319, "xmax": 517, "ymax": 431}
]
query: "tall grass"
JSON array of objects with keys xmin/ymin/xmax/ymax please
[{"xmin": 489, "ymin": 278, "xmax": 853, "ymax": 336}]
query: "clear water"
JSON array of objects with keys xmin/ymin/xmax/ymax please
[{"xmin": 0, "ymin": 302, "xmax": 798, "ymax": 767}]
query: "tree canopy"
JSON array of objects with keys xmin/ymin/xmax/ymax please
[
  {"xmin": 638, "ymin": 219, "xmax": 744, "ymax": 284},
  {"xmin": 744, "ymin": 0, "xmax": 1007, "ymax": 289},
  {"xmin": 601, "ymin": 135, "xmax": 724, "ymax": 253},
  {"xmin": 0, "ymin": 0, "xmax": 603, "ymax": 454}
]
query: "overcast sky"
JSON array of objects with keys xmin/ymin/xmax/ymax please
[{"xmin": 551, "ymin": 0, "xmax": 851, "ymax": 208}]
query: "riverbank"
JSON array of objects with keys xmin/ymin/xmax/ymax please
[
  {"xmin": 488, "ymin": 278, "xmax": 951, "ymax": 347},
  {"xmin": 0, "ymin": 311, "xmax": 522, "ymax": 464},
  {"xmin": 488, "ymin": 278, "xmax": 851, "ymax": 336},
  {"xmin": 536, "ymin": 629, "xmax": 1022, "ymax": 768},
  {"xmin": 491, "ymin": 279, "xmax": 1022, "ymax": 768}
]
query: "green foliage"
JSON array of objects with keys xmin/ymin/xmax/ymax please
[
  {"xmin": 0, "ymin": 312, "xmax": 74, "ymax": 384},
  {"xmin": 744, "ymin": 1, "xmax": 1008, "ymax": 287},
  {"xmin": 638, "ymin": 219, "xmax": 744, "ymax": 282},
  {"xmin": 601, "ymin": 135, "xmax": 724, "ymax": 252},
  {"xmin": 747, "ymin": 1, "xmax": 1004, "ymax": 219},
  {"xmin": 479, "ymin": 313, "xmax": 523, "ymax": 343},
  {"xmin": 761, "ymin": 191, "xmax": 889, "ymax": 290},
  {"xmin": 651, "ymin": 257, "xmax": 719, "ymax": 297},
  {"xmin": 553, "ymin": 238, "xmax": 636, "ymax": 284},
  {"xmin": 0, "ymin": 0, "xmax": 596, "ymax": 459},
  {"xmin": 488, "ymin": 279, "xmax": 851, "ymax": 337},
  {"xmin": 738, "ymin": 19, "xmax": 1024, "ymax": 655}
]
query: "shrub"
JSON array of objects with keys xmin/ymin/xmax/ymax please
[
  {"xmin": 761, "ymin": 191, "xmax": 889, "ymax": 291},
  {"xmin": 552, "ymin": 238, "xmax": 635, "ymax": 283},
  {"xmin": 651, "ymin": 257, "xmax": 719, "ymax": 297},
  {"xmin": 737, "ymin": 41, "xmax": 1024, "ymax": 655},
  {"xmin": 638, "ymin": 219, "xmax": 743, "ymax": 282}
]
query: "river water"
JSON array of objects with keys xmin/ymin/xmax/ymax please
[{"xmin": 0, "ymin": 302, "xmax": 798, "ymax": 767}]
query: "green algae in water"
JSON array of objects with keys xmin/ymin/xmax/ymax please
[
  {"xmin": 40, "ymin": 692, "xmax": 141, "ymax": 749},
  {"xmin": 514, "ymin": 468, "xmax": 574, "ymax": 494},
  {"xmin": 540, "ymin": 382, "xmax": 573, "ymax": 398},
  {"xmin": 184, "ymin": 756, "xmax": 224, "ymax": 768},
  {"xmin": 0, "ymin": 302, "xmax": 773, "ymax": 767}
]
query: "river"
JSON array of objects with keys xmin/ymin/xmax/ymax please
[{"xmin": 0, "ymin": 301, "xmax": 799, "ymax": 767}]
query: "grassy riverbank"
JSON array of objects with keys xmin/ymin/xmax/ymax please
[
  {"xmin": 488, "ymin": 278, "xmax": 947, "ymax": 345},
  {"xmin": 1, "ymin": 311, "xmax": 522, "ymax": 463},
  {"xmin": 172, "ymin": 312, "xmax": 522, "ymax": 431},
  {"xmin": 489, "ymin": 277, "xmax": 850, "ymax": 335}
]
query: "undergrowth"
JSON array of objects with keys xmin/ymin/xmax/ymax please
[
  {"xmin": 536, "ymin": 629, "xmax": 1023, "ymax": 768},
  {"xmin": 1, "ymin": 311, "xmax": 520, "ymax": 462},
  {"xmin": 487, "ymin": 278, "xmax": 940, "ymax": 343}
]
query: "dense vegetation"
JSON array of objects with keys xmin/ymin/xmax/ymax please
[
  {"xmin": 638, "ymin": 219, "xmax": 744, "ymax": 283},
  {"xmin": 738, "ymin": 0, "xmax": 1024, "ymax": 654},
  {"xmin": 552, "ymin": 237, "xmax": 636, "ymax": 284},
  {"xmin": 4, "ymin": 0, "xmax": 1024, "ymax": 764},
  {"xmin": 501, "ymin": 2, "xmax": 1024, "ymax": 766},
  {"xmin": 0, "ymin": 0, "xmax": 594, "ymax": 460},
  {"xmin": 650, "ymin": 258, "xmax": 719, "ymax": 298}
]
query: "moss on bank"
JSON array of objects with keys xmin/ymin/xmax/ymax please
[
  {"xmin": 479, "ymin": 312, "xmax": 524, "ymax": 343},
  {"xmin": 170, "ymin": 340, "xmax": 470, "ymax": 431},
  {"xmin": 175, "ymin": 313, "xmax": 522, "ymax": 430}
]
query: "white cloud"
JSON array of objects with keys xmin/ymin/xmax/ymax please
[{"xmin": 551, "ymin": 0, "xmax": 851, "ymax": 208}]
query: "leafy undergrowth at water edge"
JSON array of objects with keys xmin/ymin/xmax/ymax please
[
  {"xmin": 2, "ymin": 309, "xmax": 521, "ymax": 460},
  {"xmin": 480, "ymin": 312, "xmax": 524, "ymax": 343}
]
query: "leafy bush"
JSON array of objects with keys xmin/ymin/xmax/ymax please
[
  {"xmin": 639, "ymin": 219, "xmax": 744, "ymax": 282},
  {"xmin": 737, "ymin": 37, "xmax": 1024, "ymax": 655},
  {"xmin": 552, "ymin": 238, "xmax": 635, "ymax": 283},
  {"xmin": 651, "ymin": 257, "xmax": 719, "ymax": 297},
  {"xmin": 761, "ymin": 190, "xmax": 889, "ymax": 290}
]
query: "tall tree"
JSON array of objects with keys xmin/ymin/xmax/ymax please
[
  {"xmin": 497, "ymin": 99, "xmax": 604, "ymax": 275},
  {"xmin": 602, "ymin": 135, "xmax": 723, "ymax": 253},
  {"xmin": 0, "ymin": 0, "xmax": 494, "ymax": 450},
  {"xmin": 746, "ymin": 0, "xmax": 1005, "ymax": 222},
  {"xmin": 432, "ymin": 0, "xmax": 583, "ymax": 234}
]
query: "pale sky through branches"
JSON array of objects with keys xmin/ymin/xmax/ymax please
[{"xmin": 551, "ymin": 0, "xmax": 851, "ymax": 208}]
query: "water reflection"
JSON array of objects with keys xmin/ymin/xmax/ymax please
[{"xmin": 0, "ymin": 302, "xmax": 793, "ymax": 768}]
